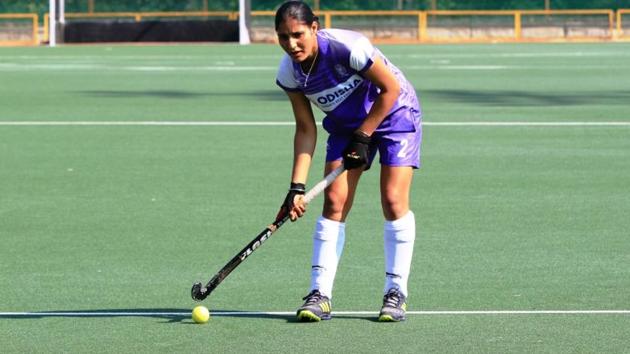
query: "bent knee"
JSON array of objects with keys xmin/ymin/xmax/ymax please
[
  {"xmin": 323, "ymin": 189, "xmax": 346, "ymax": 214},
  {"xmin": 381, "ymin": 191, "xmax": 409, "ymax": 220}
]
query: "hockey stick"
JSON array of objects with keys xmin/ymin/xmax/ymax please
[{"xmin": 191, "ymin": 165, "xmax": 346, "ymax": 301}]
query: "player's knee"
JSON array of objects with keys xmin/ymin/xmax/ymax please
[
  {"xmin": 381, "ymin": 190, "xmax": 409, "ymax": 220},
  {"xmin": 323, "ymin": 189, "xmax": 349, "ymax": 219}
]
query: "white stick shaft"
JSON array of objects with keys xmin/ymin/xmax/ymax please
[{"xmin": 303, "ymin": 165, "xmax": 345, "ymax": 204}]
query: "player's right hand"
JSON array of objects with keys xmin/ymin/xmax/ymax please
[{"xmin": 277, "ymin": 182, "xmax": 306, "ymax": 222}]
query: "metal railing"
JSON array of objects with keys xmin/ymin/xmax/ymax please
[
  {"xmin": 2, "ymin": 9, "xmax": 629, "ymax": 45},
  {"xmin": 619, "ymin": 9, "xmax": 630, "ymax": 36},
  {"xmin": 251, "ymin": 9, "xmax": 617, "ymax": 43},
  {"xmin": 0, "ymin": 13, "xmax": 38, "ymax": 46}
]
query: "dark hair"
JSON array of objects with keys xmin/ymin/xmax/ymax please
[{"xmin": 275, "ymin": 1, "xmax": 319, "ymax": 30}]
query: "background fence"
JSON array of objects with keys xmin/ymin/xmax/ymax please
[
  {"xmin": 2, "ymin": 1, "xmax": 630, "ymax": 45},
  {"xmin": 3, "ymin": 0, "xmax": 630, "ymax": 18}
]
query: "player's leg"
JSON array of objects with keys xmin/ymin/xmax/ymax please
[
  {"xmin": 380, "ymin": 165, "xmax": 413, "ymax": 221},
  {"xmin": 381, "ymin": 164, "xmax": 415, "ymax": 297},
  {"xmin": 297, "ymin": 133, "xmax": 369, "ymax": 322},
  {"xmin": 379, "ymin": 165, "xmax": 415, "ymax": 321},
  {"xmin": 314, "ymin": 160, "xmax": 363, "ymax": 294},
  {"xmin": 322, "ymin": 159, "xmax": 363, "ymax": 222},
  {"xmin": 297, "ymin": 160, "xmax": 363, "ymax": 321},
  {"xmin": 377, "ymin": 129, "xmax": 421, "ymax": 322}
]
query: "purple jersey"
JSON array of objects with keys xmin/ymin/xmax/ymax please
[{"xmin": 276, "ymin": 29, "xmax": 421, "ymax": 135}]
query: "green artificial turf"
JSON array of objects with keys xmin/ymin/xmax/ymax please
[{"xmin": 1, "ymin": 42, "xmax": 629, "ymax": 352}]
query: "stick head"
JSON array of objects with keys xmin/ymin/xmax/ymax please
[{"xmin": 191, "ymin": 282, "xmax": 209, "ymax": 301}]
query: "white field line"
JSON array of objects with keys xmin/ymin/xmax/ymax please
[
  {"xmin": 404, "ymin": 51, "xmax": 630, "ymax": 59},
  {"xmin": 0, "ymin": 121, "xmax": 294, "ymax": 126},
  {"xmin": 425, "ymin": 121, "xmax": 630, "ymax": 126},
  {"xmin": 0, "ymin": 121, "xmax": 629, "ymax": 127},
  {"xmin": 1, "ymin": 310, "xmax": 629, "ymax": 317},
  {"xmin": 0, "ymin": 65, "xmax": 622, "ymax": 72},
  {"xmin": 0, "ymin": 64, "xmax": 277, "ymax": 71},
  {"xmin": 1, "ymin": 51, "xmax": 629, "ymax": 62}
]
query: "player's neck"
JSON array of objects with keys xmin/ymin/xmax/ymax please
[{"xmin": 300, "ymin": 51, "xmax": 318, "ymax": 72}]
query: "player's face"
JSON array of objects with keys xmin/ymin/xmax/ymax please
[{"xmin": 276, "ymin": 17, "xmax": 318, "ymax": 63}]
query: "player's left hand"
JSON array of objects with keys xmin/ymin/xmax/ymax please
[{"xmin": 343, "ymin": 131, "xmax": 371, "ymax": 170}]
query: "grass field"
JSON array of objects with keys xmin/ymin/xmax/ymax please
[{"xmin": 1, "ymin": 42, "xmax": 630, "ymax": 352}]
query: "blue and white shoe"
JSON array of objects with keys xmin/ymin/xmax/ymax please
[
  {"xmin": 296, "ymin": 290, "xmax": 332, "ymax": 322},
  {"xmin": 378, "ymin": 288, "xmax": 407, "ymax": 322}
]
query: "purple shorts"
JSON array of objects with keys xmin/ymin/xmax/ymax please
[{"xmin": 326, "ymin": 119, "xmax": 422, "ymax": 169}]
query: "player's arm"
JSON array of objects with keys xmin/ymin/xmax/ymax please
[
  {"xmin": 280, "ymin": 90, "xmax": 317, "ymax": 221},
  {"xmin": 342, "ymin": 55, "xmax": 400, "ymax": 170},
  {"xmin": 356, "ymin": 56, "xmax": 401, "ymax": 136},
  {"xmin": 287, "ymin": 90, "xmax": 317, "ymax": 184}
]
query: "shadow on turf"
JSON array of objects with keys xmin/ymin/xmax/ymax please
[
  {"xmin": 425, "ymin": 89, "xmax": 630, "ymax": 106},
  {"xmin": 0, "ymin": 309, "xmax": 377, "ymax": 323},
  {"xmin": 210, "ymin": 311, "xmax": 377, "ymax": 323},
  {"xmin": 75, "ymin": 89, "xmax": 287, "ymax": 101},
  {"xmin": 0, "ymin": 309, "xmax": 190, "ymax": 323}
]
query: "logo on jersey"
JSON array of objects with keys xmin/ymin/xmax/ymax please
[
  {"xmin": 306, "ymin": 74, "xmax": 363, "ymax": 111},
  {"xmin": 334, "ymin": 64, "xmax": 349, "ymax": 77}
]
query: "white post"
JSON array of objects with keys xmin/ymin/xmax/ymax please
[
  {"xmin": 238, "ymin": 0, "xmax": 250, "ymax": 45},
  {"xmin": 49, "ymin": 0, "xmax": 56, "ymax": 46},
  {"xmin": 59, "ymin": 0, "xmax": 65, "ymax": 24}
]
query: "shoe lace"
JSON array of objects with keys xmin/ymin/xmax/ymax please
[
  {"xmin": 302, "ymin": 290, "xmax": 325, "ymax": 305},
  {"xmin": 383, "ymin": 289, "xmax": 402, "ymax": 307}
]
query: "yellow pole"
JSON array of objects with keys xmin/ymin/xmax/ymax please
[
  {"xmin": 44, "ymin": 14, "xmax": 49, "ymax": 42},
  {"xmin": 609, "ymin": 10, "xmax": 614, "ymax": 39},
  {"xmin": 88, "ymin": 0, "xmax": 95, "ymax": 13},
  {"xmin": 514, "ymin": 11, "xmax": 521, "ymax": 40},
  {"xmin": 544, "ymin": 0, "xmax": 550, "ymax": 11},
  {"xmin": 33, "ymin": 14, "xmax": 39, "ymax": 45},
  {"xmin": 419, "ymin": 12, "xmax": 427, "ymax": 42}
]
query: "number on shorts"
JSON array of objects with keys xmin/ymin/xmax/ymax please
[{"xmin": 397, "ymin": 139, "xmax": 409, "ymax": 158}]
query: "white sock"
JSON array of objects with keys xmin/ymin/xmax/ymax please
[
  {"xmin": 383, "ymin": 211, "xmax": 416, "ymax": 297},
  {"xmin": 310, "ymin": 216, "xmax": 346, "ymax": 298}
]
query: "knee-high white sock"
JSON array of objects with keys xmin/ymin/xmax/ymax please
[
  {"xmin": 383, "ymin": 211, "xmax": 416, "ymax": 297},
  {"xmin": 310, "ymin": 216, "xmax": 346, "ymax": 298}
]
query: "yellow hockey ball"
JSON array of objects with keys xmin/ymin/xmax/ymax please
[{"xmin": 192, "ymin": 305, "xmax": 210, "ymax": 324}]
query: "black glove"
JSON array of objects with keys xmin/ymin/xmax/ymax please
[
  {"xmin": 343, "ymin": 131, "xmax": 371, "ymax": 170},
  {"xmin": 277, "ymin": 182, "xmax": 306, "ymax": 220}
]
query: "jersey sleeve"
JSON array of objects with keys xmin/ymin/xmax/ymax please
[
  {"xmin": 348, "ymin": 36, "xmax": 376, "ymax": 74},
  {"xmin": 276, "ymin": 54, "xmax": 300, "ymax": 92}
]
